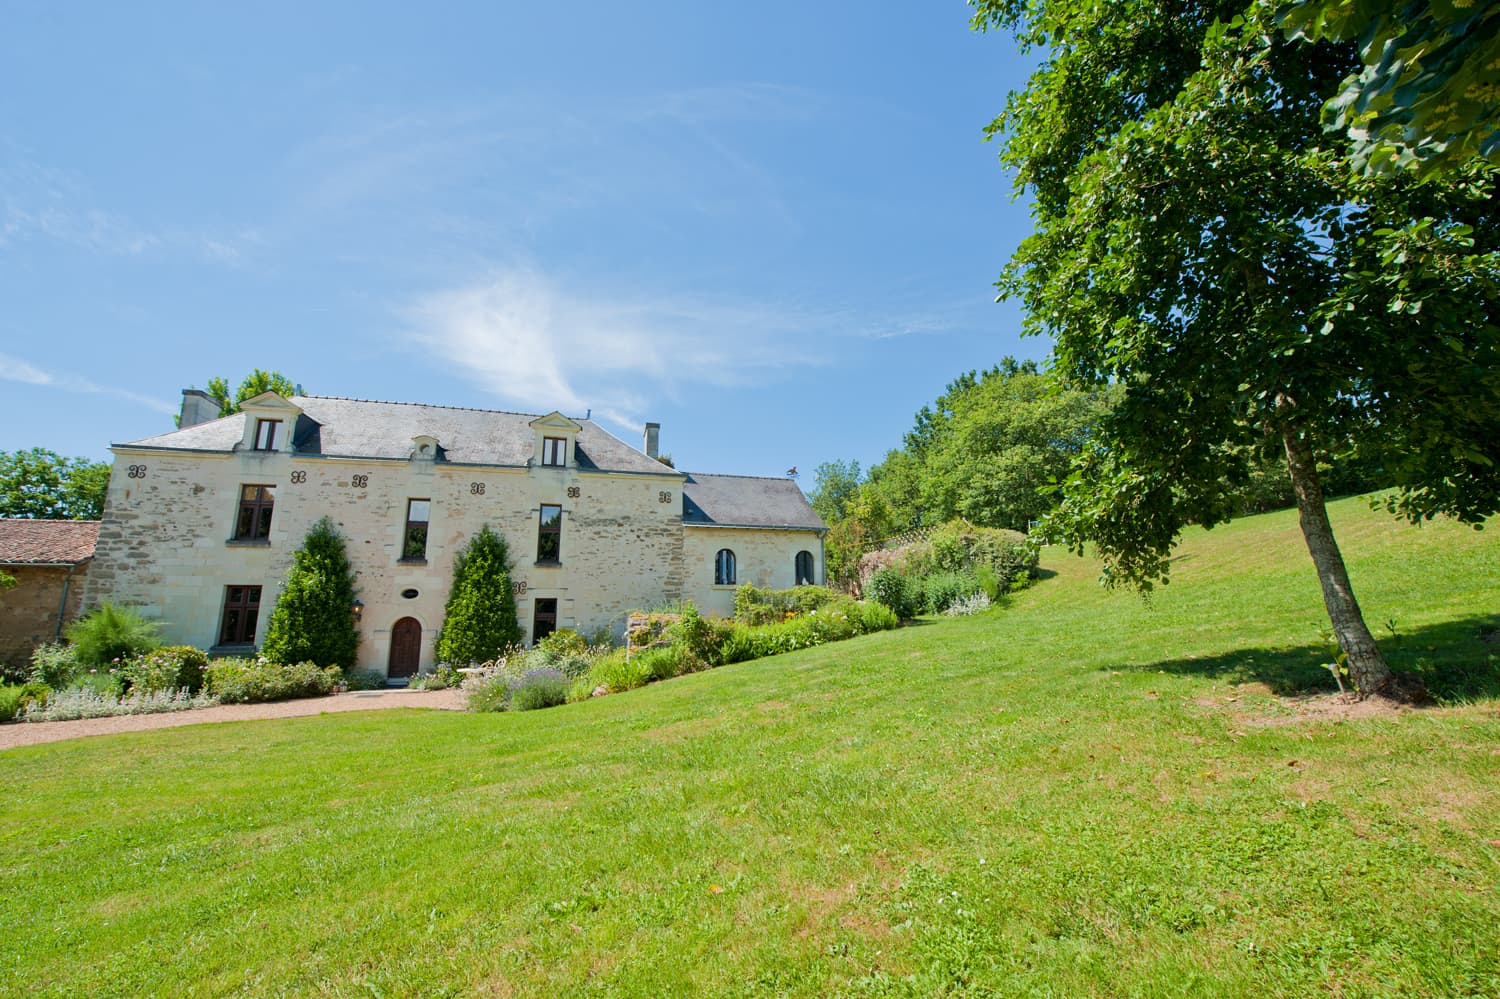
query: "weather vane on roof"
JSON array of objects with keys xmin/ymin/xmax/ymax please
[{"xmin": 786, "ymin": 466, "xmax": 798, "ymax": 479}]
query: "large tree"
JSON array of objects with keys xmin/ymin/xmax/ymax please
[
  {"xmin": 973, "ymin": 0, "xmax": 1500, "ymax": 700},
  {"xmin": 0, "ymin": 448, "xmax": 111, "ymax": 520}
]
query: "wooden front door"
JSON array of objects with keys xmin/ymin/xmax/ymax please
[
  {"xmin": 532, "ymin": 599, "xmax": 557, "ymax": 645},
  {"xmin": 388, "ymin": 617, "xmax": 421, "ymax": 680}
]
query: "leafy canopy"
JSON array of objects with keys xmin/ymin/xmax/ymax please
[
  {"xmin": 260, "ymin": 517, "xmax": 360, "ymax": 669},
  {"xmin": 0, "ymin": 448, "xmax": 111, "ymax": 520},
  {"xmin": 1280, "ymin": 0, "xmax": 1500, "ymax": 178}
]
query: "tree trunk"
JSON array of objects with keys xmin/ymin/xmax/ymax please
[{"xmin": 1281, "ymin": 425, "xmax": 1424, "ymax": 702}]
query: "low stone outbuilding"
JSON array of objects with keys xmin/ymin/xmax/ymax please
[{"xmin": 0, "ymin": 519, "xmax": 99, "ymax": 672}]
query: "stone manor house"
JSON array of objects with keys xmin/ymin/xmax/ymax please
[{"xmin": 83, "ymin": 389, "xmax": 826, "ymax": 680}]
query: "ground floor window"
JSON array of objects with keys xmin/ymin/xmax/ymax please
[
  {"xmin": 219, "ymin": 585, "xmax": 262, "ymax": 645},
  {"xmin": 533, "ymin": 598, "xmax": 557, "ymax": 644},
  {"xmin": 795, "ymin": 549, "xmax": 815, "ymax": 585},
  {"xmin": 715, "ymin": 548, "xmax": 736, "ymax": 585}
]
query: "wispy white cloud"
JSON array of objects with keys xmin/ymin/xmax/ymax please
[
  {"xmin": 405, "ymin": 266, "xmax": 835, "ymax": 428},
  {"xmin": 0, "ymin": 140, "xmax": 258, "ymax": 264},
  {"xmin": 0, "ymin": 352, "xmax": 176, "ymax": 414}
]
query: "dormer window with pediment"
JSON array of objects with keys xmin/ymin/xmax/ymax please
[
  {"xmin": 237, "ymin": 391, "xmax": 304, "ymax": 455},
  {"xmin": 528, "ymin": 412, "xmax": 582, "ymax": 469}
]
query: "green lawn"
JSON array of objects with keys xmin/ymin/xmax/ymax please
[{"xmin": 3, "ymin": 496, "xmax": 1498, "ymax": 997}]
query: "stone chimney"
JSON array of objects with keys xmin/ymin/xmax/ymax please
[
  {"xmin": 179, "ymin": 389, "xmax": 219, "ymax": 429},
  {"xmin": 644, "ymin": 422, "xmax": 660, "ymax": 459}
]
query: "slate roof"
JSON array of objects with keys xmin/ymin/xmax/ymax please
[
  {"xmin": 119, "ymin": 397, "xmax": 675, "ymax": 475},
  {"xmin": 681, "ymin": 473, "xmax": 825, "ymax": 532},
  {"xmin": 0, "ymin": 519, "xmax": 100, "ymax": 564}
]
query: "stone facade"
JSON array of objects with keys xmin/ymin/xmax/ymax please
[{"xmin": 83, "ymin": 394, "xmax": 825, "ymax": 678}]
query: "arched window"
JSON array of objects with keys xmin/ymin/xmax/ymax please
[
  {"xmin": 714, "ymin": 548, "xmax": 737, "ymax": 585},
  {"xmin": 795, "ymin": 550, "xmax": 815, "ymax": 585}
]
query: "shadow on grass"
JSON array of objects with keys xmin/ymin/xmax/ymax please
[{"xmin": 1121, "ymin": 615, "xmax": 1500, "ymax": 704}]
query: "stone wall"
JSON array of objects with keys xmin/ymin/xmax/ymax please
[{"xmin": 0, "ymin": 563, "xmax": 88, "ymax": 671}]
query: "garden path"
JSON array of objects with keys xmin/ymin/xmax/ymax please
[{"xmin": 0, "ymin": 687, "xmax": 464, "ymax": 751}]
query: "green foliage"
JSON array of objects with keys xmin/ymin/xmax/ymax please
[
  {"xmin": 205, "ymin": 658, "xmax": 340, "ymax": 703},
  {"xmin": 858, "ymin": 600, "xmax": 900, "ymax": 633},
  {"xmin": 0, "ymin": 682, "xmax": 51, "ymax": 721},
  {"xmin": 0, "ymin": 569, "xmax": 14, "ymax": 591},
  {"xmin": 28, "ymin": 643, "xmax": 81, "ymax": 689},
  {"xmin": 867, "ymin": 569, "xmax": 919, "ymax": 621},
  {"xmin": 666, "ymin": 604, "xmax": 732, "ymax": 669},
  {"xmin": 732, "ymin": 584, "xmax": 838, "ymax": 626},
  {"xmin": 810, "ymin": 459, "xmax": 863, "ymax": 525},
  {"xmin": 917, "ymin": 572, "xmax": 984, "ymax": 615},
  {"xmin": 435, "ymin": 525, "xmax": 522, "ymax": 665},
  {"xmin": 194, "ymin": 370, "xmax": 302, "ymax": 421},
  {"xmin": 584, "ymin": 649, "xmax": 655, "ymax": 694},
  {"xmin": 118, "ymin": 645, "xmax": 208, "ymax": 694},
  {"xmin": 260, "ymin": 518, "xmax": 360, "ymax": 669},
  {"xmin": 898, "ymin": 521, "xmax": 1037, "ymax": 594},
  {"xmin": 65, "ymin": 603, "xmax": 163, "ymax": 667},
  {"xmin": 1280, "ymin": 0, "xmax": 1500, "ymax": 177},
  {"xmin": 0, "ymin": 448, "xmax": 111, "ymax": 520},
  {"xmin": 344, "ymin": 669, "xmax": 389, "ymax": 691}
]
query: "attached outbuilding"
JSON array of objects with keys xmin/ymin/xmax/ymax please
[{"xmin": 0, "ymin": 519, "xmax": 99, "ymax": 672}]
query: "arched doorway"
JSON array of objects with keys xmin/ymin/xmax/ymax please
[{"xmin": 388, "ymin": 617, "xmax": 421, "ymax": 681}]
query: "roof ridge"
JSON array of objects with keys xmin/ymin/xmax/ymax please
[
  {"xmin": 299, "ymin": 395, "xmax": 590, "ymax": 420},
  {"xmin": 687, "ymin": 471, "xmax": 801, "ymax": 483}
]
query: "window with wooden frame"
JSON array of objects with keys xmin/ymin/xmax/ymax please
[
  {"xmin": 537, "ymin": 504, "xmax": 562, "ymax": 563},
  {"xmin": 402, "ymin": 499, "xmax": 430, "ymax": 560},
  {"xmin": 795, "ymin": 550, "xmax": 815, "ymax": 585},
  {"xmin": 219, "ymin": 584, "xmax": 262, "ymax": 645},
  {"xmin": 541, "ymin": 436, "xmax": 566, "ymax": 466},
  {"xmin": 234, "ymin": 484, "xmax": 275, "ymax": 541},
  {"xmin": 253, "ymin": 418, "xmax": 281, "ymax": 451},
  {"xmin": 715, "ymin": 548, "xmax": 736, "ymax": 585}
]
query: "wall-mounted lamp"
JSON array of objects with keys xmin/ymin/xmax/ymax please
[{"xmin": 351, "ymin": 599, "xmax": 364, "ymax": 625}]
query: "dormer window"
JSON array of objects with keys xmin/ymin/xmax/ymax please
[
  {"xmin": 542, "ymin": 437, "xmax": 566, "ymax": 466},
  {"xmin": 253, "ymin": 419, "xmax": 281, "ymax": 451}
]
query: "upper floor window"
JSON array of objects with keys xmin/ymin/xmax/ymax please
[
  {"xmin": 219, "ymin": 584, "xmax": 262, "ymax": 645},
  {"xmin": 795, "ymin": 550, "xmax": 815, "ymax": 585},
  {"xmin": 235, "ymin": 485, "xmax": 275, "ymax": 541},
  {"xmin": 537, "ymin": 504, "xmax": 562, "ymax": 563},
  {"xmin": 253, "ymin": 418, "xmax": 281, "ymax": 451},
  {"xmin": 541, "ymin": 436, "xmax": 566, "ymax": 466},
  {"xmin": 715, "ymin": 548, "xmax": 736, "ymax": 586},
  {"xmin": 403, "ymin": 499, "xmax": 430, "ymax": 561}
]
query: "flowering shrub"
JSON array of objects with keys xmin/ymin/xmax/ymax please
[
  {"xmin": 29, "ymin": 643, "xmax": 82, "ymax": 689},
  {"xmin": 22, "ymin": 685, "xmax": 217, "ymax": 722},
  {"xmin": 118, "ymin": 646, "xmax": 208, "ymax": 694},
  {"xmin": 463, "ymin": 661, "xmax": 572, "ymax": 712},
  {"xmin": 204, "ymin": 657, "xmax": 340, "ymax": 704},
  {"xmin": 867, "ymin": 569, "xmax": 919, "ymax": 620}
]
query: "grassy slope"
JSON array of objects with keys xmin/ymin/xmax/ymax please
[{"xmin": 2, "ymin": 496, "xmax": 1497, "ymax": 998}]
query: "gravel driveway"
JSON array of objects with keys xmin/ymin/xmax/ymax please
[{"xmin": 0, "ymin": 687, "xmax": 466, "ymax": 751}]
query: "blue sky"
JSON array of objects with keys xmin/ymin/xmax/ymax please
[{"xmin": 0, "ymin": 1, "xmax": 1040, "ymax": 482}]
